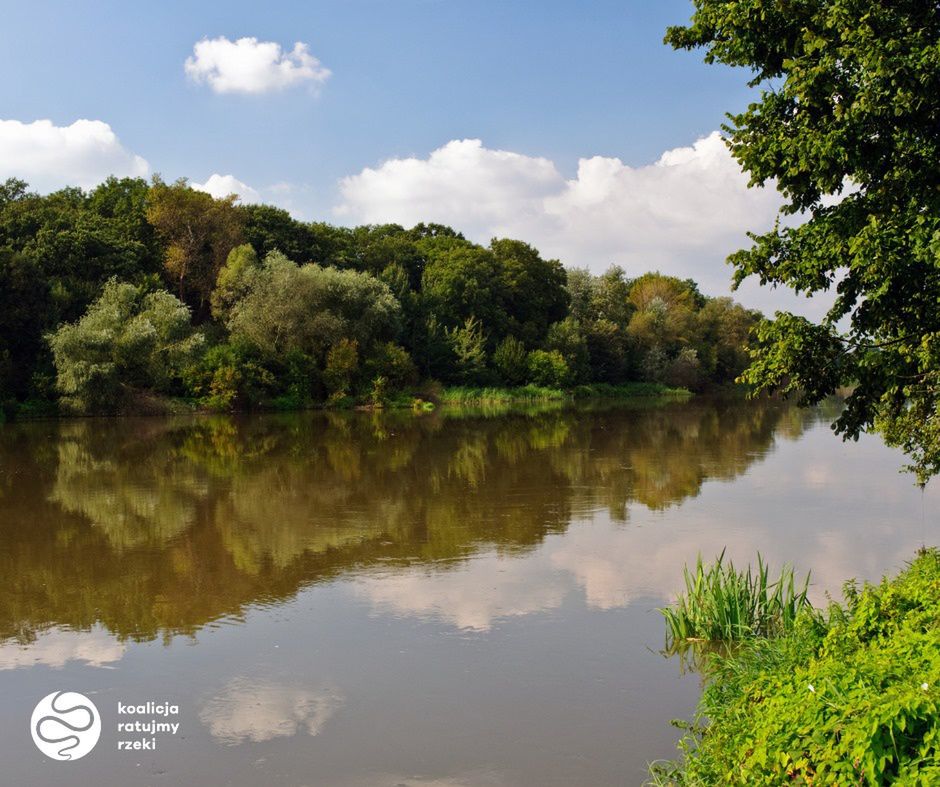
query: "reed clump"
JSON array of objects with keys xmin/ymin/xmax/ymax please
[{"xmin": 661, "ymin": 550, "xmax": 812, "ymax": 647}]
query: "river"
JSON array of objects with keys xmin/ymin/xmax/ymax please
[{"xmin": 0, "ymin": 398, "xmax": 935, "ymax": 785}]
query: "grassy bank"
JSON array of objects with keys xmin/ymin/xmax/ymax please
[
  {"xmin": 2, "ymin": 381, "xmax": 692, "ymax": 419},
  {"xmin": 650, "ymin": 549, "xmax": 940, "ymax": 785},
  {"xmin": 438, "ymin": 382, "xmax": 690, "ymax": 407}
]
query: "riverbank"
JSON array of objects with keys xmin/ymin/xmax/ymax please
[
  {"xmin": 2, "ymin": 382, "xmax": 692, "ymax": 420},
  {"xmin": 650, "ymin": 549, "xmax": 940, "ymax": 785}
]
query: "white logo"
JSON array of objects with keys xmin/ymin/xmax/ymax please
[{"xmin": 30, "ymin": 691, "xmax": 101, "ymax": 761}]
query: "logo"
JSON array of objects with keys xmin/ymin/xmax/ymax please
[{"xmin": 31, "ymin": 691, "xmax": 101, "ymax": 761}]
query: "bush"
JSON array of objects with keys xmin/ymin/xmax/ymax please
[
  {"xmin": 651, "ymin": 550, "xmax": 940, "ymax": 785},
  {"xmin": 526, "ymin": 349, "xmax": 570, "ymax": 388},
  {"xmin": 446, "ymin": 316, "xmax": 488, "ymax": 384},
  {"xmin": 324, "ymin": 338, "xmax": 359, "ymax": 396},
  {"xmin": 49, "ymin": 279, "xmax": 204, "ymax": 413},
  {"xmin": 183, "ymin": 343, "xmax": 273, "ymax": 411},
  {"xmin": 493, "ymin": 336, "xmax": 529, "ymax": 386},
  {"xmin": 663, "ymin": 347, "xmax": 703, "ymax": 391},
  {"xmin": 364, "ymin": 341, "xmax": 418, "ymax": 390}
]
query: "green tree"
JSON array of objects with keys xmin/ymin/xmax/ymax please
[
  {"xmin": 421, "ymin": 241, "xmax": 505, "ymax": 338},
  {"xmin": 527, "ymin": 349, "xmax": 570, "ymax": 388},
  {"xmin": 212, "ymin": 243, "xmax": 260, "ymax": 321},
  {"xmin": 545, "ymin": 317, "xmax": 590, "ymax": 384},
  {"xmin": 627, "ymin": 273, "xmax": 698, "ymax": 378},
  {"xmin": 667, "ymin": 1, "xmax": 940, "ymax": 481},
  {"xmin": 324, "ymin": 338, "xmax": 359, "ymax": 396},
  {"xmin": 446, "ymin": 316, "xmax": 488, "ymax": 384},
  {"xmin": 363, "ymin": 341, "xmax": 418, "ymax": 390},
  {"xmin": 0, "ymin": 249, "xmax": 49, "ymax": 402},
  {"xmin": 225, "ymin": 251, "xmax": 401, "ymax": 362},
  {"xmin": 241, "ymin": 203, "xmax": 322, "ymax": 263},
  {"xmin": 493, "ymin": 336, "xmax": 529, "ymax": 386},
  {"xmin": 490, "ymin": 238, "xmax": 570, "ymax": 346},
  {"xmin": 49, "ymin": 280, "xmax": 204, "ymax": 412},
  {"xmin": 146, "ymin": 178, "xmax": 244, "ymax": 316}
]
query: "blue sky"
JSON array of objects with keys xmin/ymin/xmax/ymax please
[
  {"xmin": 1, "ymin": 1, "xmax": 817, "ymax": 314},
  {"xmin": 0, "ymin": 1, "xmax": 751, "ymax": 190}
]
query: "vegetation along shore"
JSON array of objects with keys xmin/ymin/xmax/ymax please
[{"xmin": 0, "ymin": 176, "xmax": 757, "ymax": 418}]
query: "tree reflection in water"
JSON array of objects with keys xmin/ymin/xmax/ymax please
[{"xmin": 0, "ymin": 399, "xmax": 828, "ymax": 644}]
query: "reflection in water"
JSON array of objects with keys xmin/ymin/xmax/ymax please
[
  {"xmin": 0, "ymin": 399, "xmax": 816, "ymax": 645},
  {"xmin": 199, "ymin": 677, "xmax": 344, "ymax": 745},
  {"xmin": 0, "ymin": 626, "xmax": 124, "ymax": 670},
  {"xmin": 0, "ymin": 398, "xmax": 935, "ymax": 786}
]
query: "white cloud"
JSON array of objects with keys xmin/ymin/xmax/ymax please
[
  {"xmin": 0, "ymin": 627, "xmax": 125, "ymax": 670},
  {"xmin": 185, "ymin": 36, "xmax": 331, "ymax": 95},
  {"xmin": 192, "ymin": 173, "xmax": 262, "ymax": 203},
  {"xmin": 0, "ymin": 118, "xmax": 149, "ymax": 192},
  {"xmin": 200, "ymin": 677, "xmax": 344, "ymax": 745},
  {"xmin": 336, "ymin": 134, "xmax": 829, "ymax": 317},
  {"xmin": 354, "ymin": 552, "xmax": 567, "ymax": 632}
]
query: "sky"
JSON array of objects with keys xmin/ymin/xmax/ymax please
[{"xmin": 0, "ymin": 0, "xmax": 824, "ymax": 316}]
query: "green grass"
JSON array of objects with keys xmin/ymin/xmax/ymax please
[
  {"xmin": 650, "ymin": 549, "xmax": 940, "ymax": 785},
  {"xmin": 661, "ymin": 550, "xmax": 812, "ymax": 647},
  {"xmin": 438, "ymin": 382, "xmax": 690, "ymax": 407},
  {"xmin": 572, "ymin": 382, "xmax": 691, "ymax": 399},
  {"xmin": 438, "ymin": 385, "xmax": 568, "ymax": 405}
]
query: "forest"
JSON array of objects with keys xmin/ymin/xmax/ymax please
[{"xmin": 0, "ymin": 176, "xmax": 760, "ymax": 415}]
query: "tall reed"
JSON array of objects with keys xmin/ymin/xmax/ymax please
[{"xmin": 661, "ymin": 550, "xmax": 812, "ymax": 647}]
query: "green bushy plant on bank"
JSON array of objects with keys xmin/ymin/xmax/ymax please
[{"xmin": 650, "ymin": 550, "xmax": 940, "ymax": 785}]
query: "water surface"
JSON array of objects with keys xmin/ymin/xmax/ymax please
[{"xmin": 0, "ymin": 399, "xmax": 935, "ymax": 785}]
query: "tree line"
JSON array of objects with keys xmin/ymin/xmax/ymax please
[{"xmin": 0, "ymin": 176, "xmax": 761, "ymax": 414}]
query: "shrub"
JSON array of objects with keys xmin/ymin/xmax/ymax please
[
  {"xmin": 183, "ymin": 343, "xmax": 273, "ymax": 411},
  {"xmin": 49, "ymin": 279, "xmax": 203, "ymax": 413},
  {"xmin": 663, "ymin": 347, "xmax": 703, "ymax": 391},
  {"xmin": 324, "ymin": 338, "xmax": 359, "ymax": 396},
  {"xmin": 493, "ymin": 336, "xmax": 529, "ymax": 386},
  {"xmin": 526, "ymin": 349, "xmax": 570, "ymax": 388},
  {"xmin": 364, "ymin": 341, "xmax": 418, "ymax": 390},
  {"xmin": 446, "ymin": 316, "xmax": 488, "ymax": 384},
  {"xmin": 651, "ymin": 550, "xmax": 940, "ymax": 785}
]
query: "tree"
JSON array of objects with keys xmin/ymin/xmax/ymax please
[
  {"xmin": 526, "ymin": 350, "xmax": 570, "ymax": 388},
  {"xmin": 146, "ymin": 178, "xmax": 244, "ymax": 316},
  {"xmin": 545, "ymin": 317, "xmax": 590, "ymax": 384},
  {"xmin": 667, "ymin": 1, "xmax": 940, "ymax": 481},
  {"xmin": 0, "ymin": 249, "xmax": 50, "ymax": 402},
  {"xmin": 493, "ymin": 336, "xmax": 529, "ymax": 386},
  {"xmin": 241, "ymin": 203, "xmax": 322, "ymax": 263},
  {"xmin": 324, "ymin": 338, "xmax": 359, "ymax": 397},
  {"xmin": 446, "ymin": 316, "xmax": 488, "ymax": 384},
  {"xmin": 420, "ymin": 241, "xmax": 506, "ymax": 338},
  {"xmin": 225, "ymin": 251, "xmax": 401, "ymax": 363},
  {"xmin": 627, "ymin": 273, "xmax": 697, "ymax": 370},
  {"xmin": 49, "ymin": 280, "xmax": 203, "ymax": 412},
  {"xmin": 212, "ymin": 243, "xmax": 260, "ymax": 321},
  {"xmin": 696, "ymin": 297, "xmax": 761, "ymax": 384},
  {"xmin": 490, "ymin": 238, "xmax": 570, "ymax": 346}
]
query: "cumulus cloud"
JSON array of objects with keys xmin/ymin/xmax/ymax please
[
  {"xmin": 0, "ymin": 627, "xmax": 125, "ymax": 670},
  {"xmin": 200, "ymin": 677, "xmax": 344, "ymax": 745},
  {"xmin": 0, "ymin": 118, "xmax": 149, "ymax": 192},
  {"xmin": 185, "ymin": 36, "xmax": 331, "ymax": 95},
  {"xmin": 354, "ymin": 551, "xmax": 567, "ymax": 631},
  {"xmin": 336, "ymin": 134, "xmax": 828, "ymax": 316},
  {"xmin": 192, "ymin": 173, "xmax": 261, "ymax": 203}
]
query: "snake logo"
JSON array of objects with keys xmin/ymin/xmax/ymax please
[{"xmin": 30, "ymin": 691, "xmax": 101, "ymax": 761}]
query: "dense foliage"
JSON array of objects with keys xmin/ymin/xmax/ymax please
[
  {"xmin": 0, "ymin": 177, "xmax": 761, "ymax": 414},
  {"xmin": 652, "ymin": 550, "xmax": 940, "ymax": 785},
  {"xmin": 667, "ymin": 1, "xmax": 940, "ymax": 481}
]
